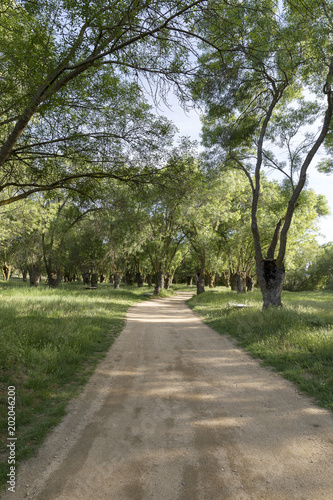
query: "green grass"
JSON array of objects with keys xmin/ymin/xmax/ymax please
[
  {"xmin": 187, "ymin": 287, "xmax": 333, "ymax": 412},
  {"xmin": 0, "ymin": 280, "xmax": 154, "ymax": 490}
]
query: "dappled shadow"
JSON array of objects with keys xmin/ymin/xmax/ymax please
[{"xmin": 13, "ymin": 292, "xmax": 333, "ymax": 500}]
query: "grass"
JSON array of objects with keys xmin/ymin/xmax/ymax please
[
  {"xmin": 0, "ymin": 280, "xmax": 158, "ymax": 490},
  {"xmin": 187, "ymin": 286, "xmax": 333, "ymax": 412}
]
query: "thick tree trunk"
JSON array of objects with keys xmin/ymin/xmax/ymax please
[
  {"xmin": 48, "ymin": 271, "xmax": 63, "ymax": 288},
  {"xmin": 28, "ymin": 263, "xmax": 41, "ymax": 287},
  {"xmin": 246, "ymin": 275, "xmax": 255, "ymax": 292},
  {"xmin": 100, "ymin": 274, "xmax": 106, "ymax": 283},
  {"xmin": 136, "ymin": 273, "xmax": 145, "ymax": 287},
  {"xmin": 22, "ymin": 269, "xmax": 28, "ymax": 282},
  {"xmin": 256, "ymin": 259, "xmax": 285, "ymax": 309},
  {"xmin": 236, "ymin": 271, "xmax": 247, "ymax": 294},
  {"xmin": 154, "ymin": 271, "xmax": 164, "ymax": 295},
  {"xmin": 146, "ymin": 274, "xmax": 152, "ymax": 286},
  {"xmin": 114, "ymin": 272, "xmax": 121, "ymax": 289},
  {"xmin": 125, "ymin": 272, "xmax": 134, "ymax": 285},
  {"xmin": 230, "ymin": 272, "xmax": 238, "ymax": 291},
  {"xmin": 82, "ymin": 272, "xmax": 91, "ymax": 285}
]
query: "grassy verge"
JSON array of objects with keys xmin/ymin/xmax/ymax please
[
  {"xmin": 0, "ymin": 280, "xmax": 151, "ymax": 490},
  {"xmin": 187, "ymin": 287, "xmax": 333, "ymax": 412}
]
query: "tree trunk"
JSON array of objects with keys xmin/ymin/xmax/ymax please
[
  {"xmin": 146, "ymin": 273, "xmax": 152, "ymax": 286},
  {"xmin": 236, "ymin": 271, "xmax": 247, "ymax": 294},
  {"xmin": 114, "ymin": 272, "xmax": 121, "ymax": 289},
  {"xmin": 82, "ymin": 272, "xmax": 91, "ymax": 285},
  {"xmin": 91, "ymin": 273, "xmax": 98, "ymax": 287},
  {"xmin": 22, "ymin": 269, "xmax": 28, "ymax": 282},
  {"xmin": 136, "ymin": 273, "xmax": 145, "ymax": 287},
  {"xmin": 154, "ymin": 271, "xmax": 164, "ymax": 295},
  {"xmin": 28, "ymin": 263, "xmax": 41, "ymax": 287},
  {"xmin": 164, "ymin": 273, "xmax": 173, "ymax": 290},
  {"xmin": 256, "ymin": 259, "xmax": 285, "ymax": 308},
  {"xmin": 2, "ymin": 262, "xmax": 11, "ymax": 281},
  {"xmin": 207, "ymin": 273, "xmax": 215, "ymax": 288},
  {"xmin": 246, "ymin": 275, "xmax": 255, "ymax": 292},
  {"xmin": 47, "ymin": 271, "xmax": 63, "ymax": 288},
  {"xmin": 197, "ymin": 252, "xmax": 206, "ymax": 295},
  {"xmin": 100, "ymin": 274, "xmax": 106, "ymax": 283}
]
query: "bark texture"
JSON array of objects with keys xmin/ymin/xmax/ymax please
[
  {"xmin": 154, "ymin": 271, "xmax": 164, "ymax": 295},
  {"xmin": 256, "ymin": 260, "xmax": 285, "ymax": 309}
]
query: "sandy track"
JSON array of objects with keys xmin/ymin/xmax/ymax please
[{"xmin": 3, "ymin": 292, "xmax": 333, "ymax": 500}]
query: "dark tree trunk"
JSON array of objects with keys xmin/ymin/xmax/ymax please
[
  {"xmin": 48, "ymin": 271, "xmax": 63, "ymax": 288},
  {"xmin": 246, "ymin": 275, "xmax": 255, "ymax": 292},
  {"xmin": 100, "ymin": 274, "xmax": 106, "ymax": 283},
  {"xmin": 125, "ymin": 272, "xmax": 134, "ymax": 285},
  {"xmin": 91, "ymin": 273, "xmax": 98, "ymax": 287},
  {"xmin": 236, "ymin": 271, "xmax": 247, "ymax": 294},
  {"xmin": 230, "ymin": 272, "xmax": 238, "ymax": 291},
  {"xmin": 197, "ymin": 272, "xmax": 205, "ymax": 294},
  {"xmin": 154, "ymin": 271, "xmax": 164, "ymax": 295},
  {"xmin": 256, "ymin": 259, "xmax": 285, "ymax": 309},
  {"xmin": 22, "ymin": 269, "xmax": 28, "ymax": 282},
  {"xmin": 114, "ymin": 272, "xmax": 121, "ymax": 289},
  {"xmin": 146, "ymin": 274, "xmax": 152, "ymax": 286},
  {"xmin": 136, "ymin": 273, "xmax": 145, "ymax": 287},
  {"xmin": 82, "ymin": 272, "xmax": 91, "ymax": 285},
  {"xmin": 28, "ymin": 263, "xmax": 41, "ymax": 287}
]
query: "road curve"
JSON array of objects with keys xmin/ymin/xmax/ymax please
[{"xmin": 3, "ymin": 292, "xmax": 333, "ymax": 500}]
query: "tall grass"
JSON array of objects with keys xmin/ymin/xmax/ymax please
[
  {"xmin": 0, "ymin": 280, "xmax": 150, "ymax": 489},
  {"xmin": 188, "ymin": 287, "xmax": 333, "ymax": 412}
]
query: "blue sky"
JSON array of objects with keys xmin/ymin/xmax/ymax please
[{"xmin": 154, "ymin": 95, "xmax": 333, "ymax": 245}]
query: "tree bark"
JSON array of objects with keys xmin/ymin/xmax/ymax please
[
  {"xmin": 256, "ymin": 259, "xmax": 285, "ymax": 309},
  {"xmin": 146, "ymin": 274, "xmax": 152, "ymax": 286},
  {"xmin": 136, "ymin": 273, "xmax": 145, "ymax": 287},
  {"xmin": 197, "ymin": 252, "xmax": 206, "ymax": 295},
  {"xmin": 230, "ymin": 272, "xmax": 238, "ymax": 291},
  {"xmin": 2, "ymin": 262, "xmax": 11, "ymax": 281},
  {"xmin": 246, "ymin": 275, "xmax": 255, "ymax": 292},
  {"xmin": 236, "ymin": 271, "xmax": 247, "ymax": 294},
  {"xmin": 28, "ymin": 263, "xmax": 41, "ymax": 287},
  {"xmin": 91, "ymin": 273, "xmax": 98, "ymax": 287},
  {"xmin": 47, "ymin": 271, "xmax": 63, "ymax": 288},
  {"xmin": 154, "ymin": 271, "xmax": 164, "ymax": 295},
  {"xmin": 114, "ymin": 272, "xmax": 121, "ymax": 289},
  {"xmin": 164, "ymin": 273, "xmax": 173, "ymax": 290}
]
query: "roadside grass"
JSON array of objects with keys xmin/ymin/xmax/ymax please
[
  {"xmin": 187, "ymin": 287, "xmax": 333, "ymax": 412},
  {"xmin": 0, "ymin": 280, "xmax": 150, "ymax": 490}
]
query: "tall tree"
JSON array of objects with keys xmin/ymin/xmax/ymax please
[
  {"xmin": 0, "ymin": 0, "xmax": 207, "ymax": 206},
  {"xmin": 192, "ymin": 0, "xmax": 333, "ymax": 307}
]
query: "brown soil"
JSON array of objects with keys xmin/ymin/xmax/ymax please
[{"xmin": 3, "ymin": 292, "xmax": 333, "ymax": 500}]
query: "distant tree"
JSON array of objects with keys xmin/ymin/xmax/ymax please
[{"xmin": 192, "ymin": 0, "xmax": 333, "ymax": 307}]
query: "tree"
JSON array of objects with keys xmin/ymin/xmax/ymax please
[
  {"xmin": 0, "ymin": 0, "xmax": 207, "ymax": 206},
  {"xmin": 192, "ymin": 0, "xmax": 333, "ymax": 307}
]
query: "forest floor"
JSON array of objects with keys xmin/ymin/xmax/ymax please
[{"xmin": 3, "ymin": 292, "xmax": 333, "ymax": 500}]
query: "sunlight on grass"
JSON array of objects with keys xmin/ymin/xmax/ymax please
[
  {"xmin": 0, "ymin": 281, "xmax": 148, "ymax": 489},
  {"xmin": 188, "ymin": 287, "xmax": 333, "ymax": 413}
]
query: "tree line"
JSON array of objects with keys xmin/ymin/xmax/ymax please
[{"xmin": 1, "ymin": 0, "xmax": 333, "ymax": 306}]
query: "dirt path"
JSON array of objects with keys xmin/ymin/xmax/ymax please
[{"xmin": 4, "ymin": 292, "xmax": 333, "ymax": 500}]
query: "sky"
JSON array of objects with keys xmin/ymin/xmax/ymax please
[{"xmin": 153, "ymin": 94, "xmax": 333, "ymax": 245}]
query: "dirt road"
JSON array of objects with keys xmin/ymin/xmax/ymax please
[{"xmin": 4, "ymin": 292, "xmax": 333, "ymax": 500}]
